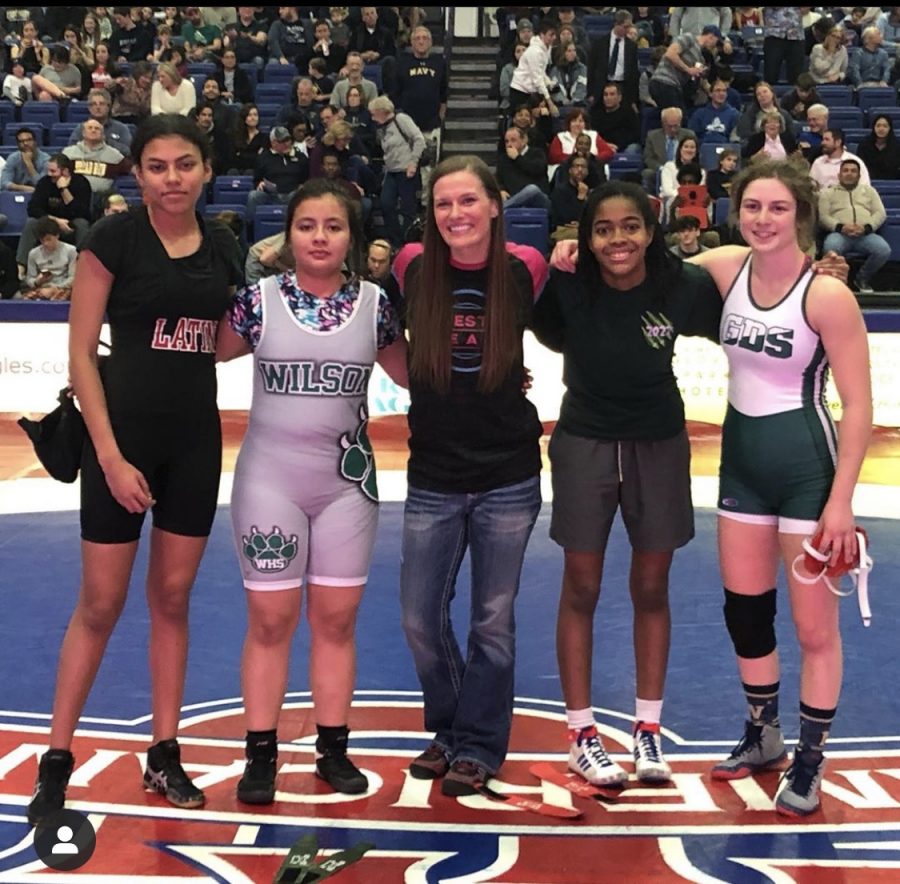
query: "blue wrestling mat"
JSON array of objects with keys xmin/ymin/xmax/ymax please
[{"xmin": 0, "ymin": 504, "xmax": 898, "ymax": 882}]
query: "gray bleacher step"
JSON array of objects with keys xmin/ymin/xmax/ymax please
[
  {"xmin": 446, "ymin": 99, "xmax": 497, "ymax": 113},
  {"xmin": 445, "ymin": 118, "xmax": 498, "ymax": 133},
  {"xmin": 451, "ymin": 43, "xmax": 499, "ymax": 56},
  {"xmin": 449, "ymin": 79, "xmax": 494, "ymax": 93},
  {"xmin": 441, "ymin": 141, "xmax": 498, "ymax": 155},
  {"xmin": 451, "ymin": 60, "xmax": 496, "ymax": 73}
]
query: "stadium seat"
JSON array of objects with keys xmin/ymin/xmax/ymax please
[
  {"xmin": 714, "ymin": 197, "xmax": 730, "ymax": 227},
  {"xmin": 261, "ymin": 65, "xmax": 297, "ymax": 83},
  {"xmin": 254, "ymin": 204, "xmax": 287, "ymax": 240},
  {"xmin": 4, "ymin": 122, "xmax": 46, "ymax": 145},
  {"xmin": 65, "ymin": 102, "xmax": 91, "ymax": 123},
  {"xmin": 857, "ymin": 87, "xmax": 896, "ymax": 117},
  {"xmin": 504, "ymin": 207, "xmax": 549, "ymax": 256},
  {"xmin": 0, "ymin": 191, "xmax": 31, "ymax": 236},
  {"xmin": 49, "ymin": 123, "xmax": 78, "ymax": 147},
  {"xmin": 827, "ymin": 107, "xmax": 864, "ymax": 129},
  {"xmin": 212, "ymin": 175, "xmax": 254, "ymax": 204},
  {"xmin": 256, "ymin": 82, "xmax": 291, "ymax": 104},
  {"xmin": 879, "ymin": 223, "xmax": 900, "ymax": 261},
  {"xmin": 866, "ymin": 107, "xmax": 900, "ymax": 126},
  {"xmin": 364, "ymin": 64, "xmax": 383, "ymax": 93},
  {"xmin": 700, "ymin": 142, "xmax": 736, "ymax": 171},
  {"xmin": 0, "ymin": 103, "xmax": 15, "ymax": 128},
  {"xmin": 816, "ymin": 85, "xmax": 854, "ymax": 108},
  {"xmin": 21, "ymin": 102, "xmax": 60, "ymax": 128}
]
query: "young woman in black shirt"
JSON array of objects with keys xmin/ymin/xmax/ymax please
[{"xmin": 27, "ymin": 114, "xmax": 243, "ymax": 826}]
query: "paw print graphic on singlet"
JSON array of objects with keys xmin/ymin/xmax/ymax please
[
  {"xmin": 242, "ymin": 526, "xmax": 299, "ymax": 572},
  {"xmin": 339, "ymin": 406, "xmax": 377, "ymax": 502}
]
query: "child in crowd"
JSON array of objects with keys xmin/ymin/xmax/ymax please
[
  {"xmin": 21, "ymin": 216, "xmax": 77, "ymax": 301},
  {"xmin": 707, "ymin": 147, "xmax": 739, "ymax": 200},
  {"xmin": 668, "ymin": 215, "xmax": 709, "ymax": 259}
]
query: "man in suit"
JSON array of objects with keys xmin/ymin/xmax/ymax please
[
  {"xmin": 642, "ymin": 106, "xmax": 695, "ymax": 188},
  {"xmin": 588, "ymin": 10, "xmax": 640, "ymax": 111}
]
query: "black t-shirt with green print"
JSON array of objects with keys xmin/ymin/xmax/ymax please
[{"xmin": 532, "ymin": 262, "xmax": 722, "ymax": 441}]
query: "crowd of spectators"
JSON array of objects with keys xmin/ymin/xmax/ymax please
[
  {"xmin": 0, "ymin": 6, "xmax": 448, "ymax": 299},
  {"xmin": 493, "ymin": 5, "xmax": 900, "ymax": 290}
]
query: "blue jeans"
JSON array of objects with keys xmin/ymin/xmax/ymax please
[
  {"xmin": 823, "ymin": 231, "xmax": 891, "ymax": 284},
  {"xmin": 400, "ymin": 476, "xmax": 542, "ymax": 773},
  {"xmin": 504, "ymin": 184, "xmax": 552, "ymax": 213},
  {"xmin": 381, "ymin": 169, "xmax": 420, "ymax": 246}
]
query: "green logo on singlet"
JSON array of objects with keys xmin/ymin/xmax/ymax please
[
  {"xmin": 242, "ymin": 526, "xmax": 299, "ymax": 572},
  {"xmin": 339, "ymin": 406, "xmax": 378, "ymax": 502}
]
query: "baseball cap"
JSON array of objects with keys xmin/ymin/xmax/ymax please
[
  {"xmin": 270, "ymin": 126, "xmax": 292, "ymax": 143},
  {"xmin": 701, "ymin": 25, "xmax": 723, "ymax": 40},
  {"xmin": 517, "ymin": 18, "xmax": 533, "ymax": 31}
]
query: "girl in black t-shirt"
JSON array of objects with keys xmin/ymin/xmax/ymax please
[
  {"xmin": 27, "ymin": 115, "xmax": 242, "ymax": 828},
  {"xmin": 396, "ymin": 156, "xmax": 545, "ymax": 796},
  {"xmin": 532, "ymin": 181, "xmax": 723, "ymax": 792}
]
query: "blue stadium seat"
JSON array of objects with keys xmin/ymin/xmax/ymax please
[
  {"xmin": 187, "ymin": 62, "xmax": 216, "ymax": 79},
  {"xmin": 880, "ymin": 193, "xmax": 900, "ymax": 210},
  {"xmin": 256, "ymin": 82, "xmax": 291, "ymax": 104},
  {"xmin": 714, "ymin": 197, "xmax": 731, "ymax": 227},
  {"xmin": 261, "ymin": 64, "xmax": 298, "ymax": 83},
  {"xmin": 857, "ymin": 87, "xmax": 896, "ymax": 117},
  {"xmin": 4, "ymin": 122, "xmax": 46, "ymax": 145},
  {"xmin": 504, "ymin": 207, "xmax": 549, "ymax": 256},
  {"xmin": 871, "ymin": 179, "xmax": 900, "ymax": 194},
  {"xmin": 816, "ymin": 85, "xmax": 854, "ymax": 108},
  {"xmin": 866, "ymin": 107, "xmax": 900, "ymax": 126},
  {"xmin": 49, "ymin": 123, "xmax": 78, "ymax": 147},
  {"xmin": 0, "ymin": 103, "xmax": 15, "ymax": 128},
  {"xmin": 254, "ymin": 204, "xmax": 287, "ymax": 239},
  {"xmin": 827, "ymin": 107, "xmax": 864, "ymax": 129},
  {"xmin": 700, "ymin": 142, "xmax": 736, "ymax": 171},
  {"xmin": 239, "ymin": 62, "xmax": 260, "ymax": 82},
  {"xmin": 257, "ymin": 103, "xmax": 281, "ymax": 128},
  {"xmin": 212, "ymin": 175, "xmax": 254, "ymax": 204},
  {"xmin": 879, "ymin": 223, "xmax": 900, "ymax": 261},
  {"xmin": 65, "ymin": 101, "xmax": 91, "ymax": 123},
  {"xmin": 0, "ymin": 191, "xmax": 31, "ymax": 236},
  {"xmin": 364, "ymin": 64, "xmax": 383, "ymax": 92},
  {"xmin": 21, "ymin": 102, "xmax": 60, "ymax": 128}
]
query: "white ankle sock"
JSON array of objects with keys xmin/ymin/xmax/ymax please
[
  {"xmin": 566, "ymin": 707, "xmax": 595, "ymax": 731},
  {"xmin": 635, "ymin": 698, "xmax": 663, "ymax": 726}
]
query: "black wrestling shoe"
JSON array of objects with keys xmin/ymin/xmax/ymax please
[
  {"xmin": 237, "ymin": 739, "xmax": 277, "ymax": 805},
  {"xmin": 143, "ymin": 739, "xmax": 205, "ymax": 809},
  {"xmin": 27, "ymin": 749, "xmax": 74, "ymax": 826}
]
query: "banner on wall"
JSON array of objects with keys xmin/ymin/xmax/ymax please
[{"xmin": 2, "ymin": 325, "xmax": 900, "ymax": 427}]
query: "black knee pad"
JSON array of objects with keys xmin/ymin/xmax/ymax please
[{"xmin": 723, "ymin": 588, "xmax": 777, "ymax": 659}]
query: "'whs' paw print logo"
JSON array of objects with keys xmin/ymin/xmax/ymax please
[
  {"xmin": 339, "ymin": 406, "xmax": 377, "ymax": 502},
  {"xmin": 242, "ymin": 526, "xmax": 299, "ymax": 572}
]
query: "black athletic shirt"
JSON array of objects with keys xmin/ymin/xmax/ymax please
[
  {"xmin": 532, "ymin": 262, "xmax": 722, "ymax": 441},
  {"xmin": 393, "ymin": 242, "xmax": 547, "ymax": 493},
  {"xmin": 83, "ymin": 207, "xmax": 244, "ymax": 417}
]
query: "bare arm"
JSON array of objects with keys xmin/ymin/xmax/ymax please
[
  {"xmin": 69, "ymin": 250, "xmax": 153, "ymax": 513},
  {"xmin": 215, "ymin": 316, "xmax": 252, "ymax": 362},
  {"xmin": 806, "ymin": 276, "xmax": 873, "ymax": 566},
  {"xmin": 376, "ymin": 335, "xmax": 408, "ymax": 388}
]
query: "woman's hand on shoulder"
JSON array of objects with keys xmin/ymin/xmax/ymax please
[
  {"xmin": 101, "ymin": 455, "xmax": 154, "ymax": 514},
  {"xmin": 549, "ymin": 239, "xmax": 579, "ymax": 273},
  {"xmin": 811, "ymin": 250, "xmax": 849, "ymax": 284}
]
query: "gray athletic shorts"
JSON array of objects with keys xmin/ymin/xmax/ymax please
[{"xmin": 548, "ymin": 425, "xmax": 694, "ymax": 553}]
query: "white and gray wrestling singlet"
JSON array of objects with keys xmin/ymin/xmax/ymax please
[{"xmin": 231, "ymin": 276, "xmax": 381, "ymax": 590}]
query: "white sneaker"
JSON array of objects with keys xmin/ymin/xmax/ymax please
[
  {"xmin": 633, "ymin": 721, "xmax": 672, "ymax": 783},
  {"xmin": 568, "ymin": 726, "xmax": 628, "ymax": 787}
]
